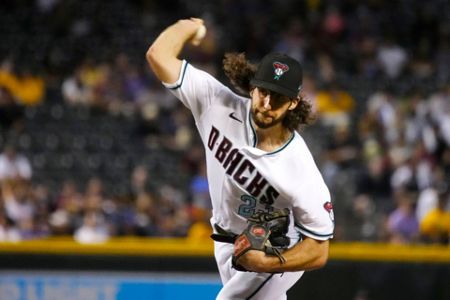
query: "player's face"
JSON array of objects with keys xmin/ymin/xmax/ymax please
[{"xmin": 250, "ymin": 87, "xmax": 293, "ymax": 129}]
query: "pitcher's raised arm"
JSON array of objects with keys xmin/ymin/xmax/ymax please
[{"xmin": 145, "ymin": 18, "xmax": 205, "ymax": 84}]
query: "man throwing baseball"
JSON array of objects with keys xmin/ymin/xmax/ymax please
[{"xmin": 146, "ymin": 18, "xmax": 334, "ymax": 300}]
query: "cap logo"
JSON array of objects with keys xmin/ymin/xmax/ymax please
[{"xmin": 273, "ymin": 62, "xmax": 289, "ymax": 80}]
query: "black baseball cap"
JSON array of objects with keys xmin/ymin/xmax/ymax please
[{"xmin": 250, "ymin": 53, "xmax": 303, "ymax": 98}]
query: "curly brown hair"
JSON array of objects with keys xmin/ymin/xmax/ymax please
[{"xmin": 223, "ymin": 52, "xmax": 314, "ymax": 131}]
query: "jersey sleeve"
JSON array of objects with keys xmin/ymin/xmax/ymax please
[
  {"xmin": 292, "ymin": 167, "xmax": 335, "ymax": 241},
  {"xmin": 162, "ymin": 60, "xmax": 225, "ymax": 120}
]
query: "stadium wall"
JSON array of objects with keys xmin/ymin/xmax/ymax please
[{"xmin": 0, "ymin": 239, "xmax": 449, "ymax": 300}]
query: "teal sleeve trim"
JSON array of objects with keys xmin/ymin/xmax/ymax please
[
  {"xmin": 295, "ymin": 222, "xmax": 334, "ymax": 239},
  {"xmin": 167, "ymin": 61, "xmax": 188, "ymax": 90}
]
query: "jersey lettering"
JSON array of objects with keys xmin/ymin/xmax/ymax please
[
  {"xmin": 225, "ymin": 150, "xmax": 244, "ymax": 175},
  {"xmin": 233, "ymin": 159, "xmax": 255, "ymax": 185},
  {"xmin": 208, "ymin": 126, "xmax": 220, "ymax": 150},
  {"xmin": 246, "ymin": 173, "xmax": 268, "ymax": 198},
  {"xmin": 223, "ymin": 149, "xmax": 238, "ymax": 169},
  {"xmin": 260, "ymin": 186, "xmax": 279, "ymax": 208},
  {"xmin": 215, "ymin": 137, "xmax": 232, "ymax": 163},
  {"xmin": 207, "ymin": 126, "xmax": 279, "ymax": 205}
]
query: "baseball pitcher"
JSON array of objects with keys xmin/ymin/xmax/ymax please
[{"xmin": 146, "ymin": 18, "xmax": 334, "ymax": 300}]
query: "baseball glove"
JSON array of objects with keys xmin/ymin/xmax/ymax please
[{"xmin": 232, "ymin": 208, "xmax": 290, "ymax": 272}]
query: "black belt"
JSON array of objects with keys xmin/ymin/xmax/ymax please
[{"xmin": 210, "ymin": 223, "xmax": 238, "ymax": 244}]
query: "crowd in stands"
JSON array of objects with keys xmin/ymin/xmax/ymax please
[{"xmin": 0, "ymin": 0, "xmax": 449, "ymax": 244}]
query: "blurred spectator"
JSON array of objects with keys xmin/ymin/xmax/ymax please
[
  {"xmin": 13, "ymin": 68, "xmax": 46, "ymax": 106},
  {"xmin": 354, "ymin": 36, "xmax": 380, "ymax": 79},
  {"xmin": 355, "ymin": 153, "xmax": 392, "ymax": 213},
  {"xmin": 49, "ymin": 180, "xmax": 83, "ymax": 235},
  {"xmin": 69, "ymin": 177, "xmax": 110, "ymax": 242},
  {"xmin": 366, "ymin": 85, "xmax": 398, "ymax": 145},
  {"xmin": 321, "ymin": 123, "xmax": 359, "ymax": 186},
  {"xmin": 64, "ymin": 58, "xmax": 111, "ymax": 110},
  {"xmin": 419, "ymin": 183, "xmax": 450, "ymax": 244},
  {"xmin": 0, "ymin": 61, "xmax": 45, "ymax": 106},
  {"xmin": 187, "ymin": 160, "xmax": 212, "ymax": 240},
  {"xmin": 0, "ymin": 209, "xmax": 21, "ymax": 242},
  {"xmin": 326, "ymin": 124, "xmax": 359, "ymax": 168},
  {"xmin": 74, "ymin": 210, "xmax": 110, "ymax": 243},
  {"xmin": 347, "ymin": 194, "xmax": 378, "ymax": 241},
  {"xmin": 53, "ymin": 180, "xmax": 82, "ymax": 211},
  {"xmin": 84, "ymin": 176, "xmax": 104, "ymax": 199},
  {"xmin": 129, "ymin": 164, "xmax": 151, "ymax": 197},
  {"xmin": 316, "ymin": 53, "xmax": 336, "ymax": 84},
  {"xmin": 0, "ymin": 144, "xmax": 32, "ymax": 182},
  {"xmin": 22, "ymin": 183, "xmax": 51, "ymax": 239},
  {"xmin": 131, "ymin": 191, "xmax": 158, "ymax": 236},
  {"xmin": 187, "ymin": 210, "xmax": 212, "ymax": 241},
  {"xmin": 134, "ymin": 101, "xmax": 162, "ymax": 142},
  {"xmin": 189, "ymin": 160, "xmax": 211, "ymax": 215},
  {"xmin": 385, "ymin": 189, "xmax": 419, "ymax": 244},
  {"xmin": 376, "ymin": 36, "xmax": 408, "ymax": 79},
  {"xmin": 105, "ymin": 195, "xmax": 134, "ymax": 236},
  {"xmin": 118, "ymin": 57, "xmax": 149, "ymax": 104},
  {"xmin": 315, "ymin": 81, "xmax": 355, "ymax": 128},
  {"xmin": 402, "ymin": 89, "xmax": 438, "ymax": 156},
  {"xmin": 415, "ymin": 167, "xmax": 447, "ymax": 223},
  {"xmin": 61, "ymin": 67, "xmax": 92, "ymax": 106},
  {"xmin": 273, "ymin": 19, "xmax": 306, "ymax": 63},
  {"xmin": 429, "ymin": 84, "xmax": 450, "ymax": 147},
  {"xmin": 1, "ymin": 180, "xmax": 36, "ymax": 239},
  {"xmin": 427, "ymin": 84, "xmax": 450, "ymax": 126},
  {"xmin": 321, "ymin": 5, "xmax": 345, "ymax": 42},
  {"xmin": 156, "ymin": 184, "xmax": 190, "ymax": 237}
]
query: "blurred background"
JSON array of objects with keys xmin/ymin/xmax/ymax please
[{"xmin": 0, "ymin": 0, "xmax": 449, "ymax": 299}]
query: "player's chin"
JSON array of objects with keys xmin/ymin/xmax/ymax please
[
  {"xmin": 254, "ymin": 114, "xmax": 275, "ymax": 128},
  {"xmin": 254, "ymin": 119, "xmax": 274, "ymax": 129}
]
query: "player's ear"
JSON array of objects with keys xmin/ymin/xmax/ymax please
[
  {"xmin": 288, "ymin": 98, "xmax": 299, "ymax": 110},
  {"xmin": 249, "ymin": 89, "xmax": 254, "ymax": 97}
]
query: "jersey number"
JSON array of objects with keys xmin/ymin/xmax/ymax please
[{"xmin": 238, "ymin": 195, "xmax": 256, "ymax": 218}]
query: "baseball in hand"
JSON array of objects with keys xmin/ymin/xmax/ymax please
[{"xmin": 191, "ymin": 25, "xmax": 207, "ymax": 46}]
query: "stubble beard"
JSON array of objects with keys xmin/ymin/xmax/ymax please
[{"xmin": 251, "ymin": 109, "xmax": 285, "ymax": 129}]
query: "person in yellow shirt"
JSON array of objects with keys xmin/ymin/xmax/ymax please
[
  {"xmin": 315, "ymin": 81, "xmax": 355, "ymax": 127},
  {"xmin": 0, "ymin": 67, "xmax": 45, "ymax": 106},
  {"xmin": 14, "ymin": 69, "xmax": 45, "ymax": 106},
  {"xmin": 420, "ymin": 184, "xmax": 450, "ymax": 244},
  {"xmin": 0, "ymin": 68, "xmax": 18, "ymax": 96}
]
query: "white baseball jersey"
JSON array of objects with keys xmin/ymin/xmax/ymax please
[{"xmin": 164, "ymin": 60, "xmax": 334, "ymax": 299}]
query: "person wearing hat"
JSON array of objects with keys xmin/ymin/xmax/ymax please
[{"xmin": 146, "ymin": 18, "xmax": 334, "ymax": 300}]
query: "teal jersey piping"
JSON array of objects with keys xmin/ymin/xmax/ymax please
[
  {"xmin": 168, "ymin": 62, "xmax": 188, "ymax": 90},
  {"xmin": 295, "ymin": 222, "xmax": 334, "ymax": 238},
  {"xmin": 247, "ymin": 109, "xmax": 295, "ymax": 155},
  {"xmin": 248, "ymin": 109, "xmax": 257, "ymax": 147},
  {"xmin": 264, "ymin": 132, "xmax": 295, "ymax": 156}
]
